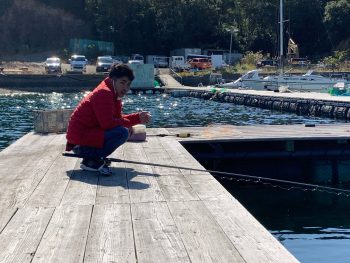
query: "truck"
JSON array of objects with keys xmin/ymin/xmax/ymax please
[
  {"xmin": 169, "ymin": 56, "xmax": 190, "ymax": 72},
  {"xmin": 170, "ymin": 48, "xmax": 201, "ymax": 61},
  {"xmin": 146, "ymin": 55, "xmax": 168, "ymax": 68}
]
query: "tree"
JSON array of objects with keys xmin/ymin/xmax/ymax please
[
  {"xmin": 232, "ymin": 0, "xmax": 278, "ymax": 54},
  {"xmin": 0, "ymin": 0, "xmax": 90, "ymax": 55},
  {"xmin": 324, "ymin": 0, "xmax": 350, "ymax": 50}
]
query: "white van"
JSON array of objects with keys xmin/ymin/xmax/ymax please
[
  {"xmin": 130, "ymin": 54, "xmax": 144, "ymax": 64},
  {"xmin": 69, "ymin": 55, "xmax": 88, "ymax": 72},
  {"xmin": 169, "ymin": 56, "xmax": 190, "ymax": 71}
]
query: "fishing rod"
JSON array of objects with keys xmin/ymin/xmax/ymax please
[
  {"xmin": 62, "ymin": 152, "xmax": 350, "ymax": 196},
  {"xmin": 148, "ymin": 133, "xmax": 192, "ymax": 138}
]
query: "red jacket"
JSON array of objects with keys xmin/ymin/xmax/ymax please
[{"xmin": 66, "ymin": 78, "xmax": 140, "ymax": 149}]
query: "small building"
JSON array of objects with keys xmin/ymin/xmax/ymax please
[
  {"xmin": 170, "ymin": 48, "xmax": 201, "ymax": 61},
  {"xmin": 203, "ymin": 49, "xmax": 242, "ymax": 65},
  {"xmin": 128, "ymin": 63, "xmax": 154, "ymax": 89}
]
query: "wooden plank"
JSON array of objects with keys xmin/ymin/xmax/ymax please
[
  {"xmin": 84, "ymin": 204, "xmax": 136, "ymax": 263},
  {"xmin": 0, "ymin": 148, "xmax": 64, "ymax": 208},
  {"xmin": 204, "ymin": 200, "xmax": 299, "ymax": 263},
  {"xmin": 0, "ymin": 208, "xmax": 17, "ymax": 233},
  {"xmin": 131, "ymin": 202, "xmax": 190, "ymax": 263},
  {"xmin": 159, "ymin": 136, "xmax": 212, "ymax": 175},
  {"xmin": 0, "ymin": 128, "xmax": 316, "ymax": 263},
  {"xmin": 32, "ymin": 205, "xmax": 92, "ymax": 263},
  {"xmin": 156, "ymin": 175, "xmax": 199, "ymax": 201},
  {"xmin": 142, "ymin": 135, "xmax": 164, "ymax": 150},
  {"xmin": 185, "ymin": 174, "xmax": 232, "ymax": 201},
  {"xmin": 167, "ymin": 201, "xmax": 245, "ymax": 263},
  {"xmin": 165, "ymin": 124, "xmax": 350, "ymax": 142},
  {"xmin": 60, "ymin": 168, "xmax": 99, "ymax": 206},
  {"xmin": 147, "ymin": 127, "xmax": 170, "ymax": 136},
  {"xmin": 0, "ymin": 134, "xmax": 65, "ymax": 209},
  {"xmin": 142, "ymin": 137, "xmax": 181, "ymax": 176},
  {"xmin": 124, "ymin": 142, "xmax": 165, "ymax": 203},
  {"xmin": 0, "ymin": 132, "xmax": 44, "ymax": 155},
  {"xmin": 158, "ymin": 135, "xmax": 236, "ymax": 200},
  {"xmin": 95, "ymin": 145, "xmax": 130, "ymax": 205},
  {"xmin": 25, "ymin": 153, "xmax": 79, "ymax": 207},
  {"xmin": 143, "ymin": 137, "xmax": 207, "ymax": 201},
  {"xmin": 0, "ymin": 135, "xmax": 58, "ymax": 181},
  {"xmin": 0, "ymin": 207, "xmax": 54, "ymax": 263},
  {"xmin": 95, "ymin": 164, "xmax": 130, "ymax": 205}
]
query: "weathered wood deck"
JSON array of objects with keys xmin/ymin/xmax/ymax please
[{"xmin": 0, "ymin": 127, "xmax": 300, "ymax": 263}]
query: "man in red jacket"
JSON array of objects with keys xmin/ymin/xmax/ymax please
[{"xmin": 66, "ymin": 64, "xmax": 151, "ymax": 175}]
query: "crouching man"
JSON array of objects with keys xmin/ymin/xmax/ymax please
[{"xmin": 66, "ymin": 64, "xmax": 151, "ymax": 175}]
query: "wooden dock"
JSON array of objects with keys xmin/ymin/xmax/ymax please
[{"xmin": 0, "ymin": 127, "xmax": 299, "ymax": 263}]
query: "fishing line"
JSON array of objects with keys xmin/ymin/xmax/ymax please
[{"xmin": 62, "ymin": 152, "xmax": 350, "ymax": 196}]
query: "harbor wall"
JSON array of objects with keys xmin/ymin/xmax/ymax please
[
  {"xmin": 171, "ymin": 90, "xmax": 350, "ymax": 121},
  {"xmin": 0, "ymin": 72, "xmax": 163, "ymax": 93},
  {"xmin": 0, "ymin": 74, "xmax": 103, "ymax": 92}
]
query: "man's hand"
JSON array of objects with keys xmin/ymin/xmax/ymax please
[{"xmin": 139, "ymin": 111, "xmax": 151, "ymax": 124}]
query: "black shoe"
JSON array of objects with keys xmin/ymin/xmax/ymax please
[
  {"xmin": 80, "ymin": 159, "xmax": 112, "ymax": 176},
  {"xmin": 80, "ymin": 159, "xmax": 105, "ymax": 171}
]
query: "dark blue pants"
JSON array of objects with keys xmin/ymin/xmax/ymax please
[{"xmin": 73, "ymin": 126, "xmax": 129, "ymax": 159}]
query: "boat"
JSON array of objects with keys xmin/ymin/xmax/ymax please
[
  {"xmin": 222, "ymin": 70, "xmax": 265, "ymax": 89},
  {"xmin": 223, "ymin": 0, "xmax": 348, "ymax": 92},
  {"xmin": 222, "ymin": 69, "xmax": 348, "ymax": 92},
  {"xmin": 263, "ymin": 70, "xmax": 348, "ymax": 92}
]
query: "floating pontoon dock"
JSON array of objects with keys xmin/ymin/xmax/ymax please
[{"xmin": 0, "ymin": 126, "xmax": 301, "ymax": 263}]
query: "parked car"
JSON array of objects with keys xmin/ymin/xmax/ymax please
[
  {"xmin": 128, "ymin": 60, "xmax": 144, "ymax": 65},
  {"xmin": 111, "ymin": 55, "xmax": 129, "ymax": 63},
  {"xmin": 188, "ymin": 58, "xmax": 212, "ymax": 70},
  {"xmin": 44, "ymin": 57, "xmax": 61, "ymax": 74},
  {"xmin": 69, "ymin": 55, "xmax": 88, "ymax": 72},
  {"xmin": 256, "ymin": 59, "xmax": 277, "ymax": 68},
  {"xmin": 154, "ymin": 57, "xmax": 168, "ymax": 68},
  {"xmin": 146, "ymin": 55, "xmax": 168, "ymax": 68},
  {"xmin": 110, "ymin": 56, "xmax": 124, "ymax": 64},
  {"xmin": 96, "ymin": 56, "xmax": 114, "ymax": 73},
  {"xmin": 130, "ymin": 54, "xmax": 144, "ymax": 64}
]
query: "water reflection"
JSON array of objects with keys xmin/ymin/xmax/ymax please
[
  {"xmin": 222, "ymin": 183, "xmax": 350, "ymax": 263},
  {"xmin": 0, "ymin": 92, "xmax": 346, "ymax": 151}
]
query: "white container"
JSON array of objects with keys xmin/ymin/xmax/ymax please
[
  {"xmin": 132, "ymin": 124, "xmax": 146, "ymax": 134},
  {"xmin": 129, "ymin": 124, "xmax": 147, "ymax": 141}
]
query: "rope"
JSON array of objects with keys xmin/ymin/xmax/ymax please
[{"xmin": 62, "ymin": 152, "xmax": 350, "ymax": 196}]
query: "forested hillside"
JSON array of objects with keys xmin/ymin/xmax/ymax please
[{"xmin": 0, "ymin": 0, "xmax": 349, "ymax": 59}]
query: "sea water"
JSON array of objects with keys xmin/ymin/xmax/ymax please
[
  {"xmin": 0, "ymin": 91, "xmax": 349, "ymax": 262},
  {"xmin": 0, "ymin": 92, "xmax": 344, "ymax": 150}
]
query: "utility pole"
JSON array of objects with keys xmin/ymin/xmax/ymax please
[
  {"xmin": 279, "ymin": 0, "xmax": 284, "ymax": 75},
  {"xmin": 229, "ymin": 30, "xmax": 233, "ymax": 65}
]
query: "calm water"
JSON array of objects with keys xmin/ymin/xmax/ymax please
[
  {"xmin": 220, "ymin": 183, "xmax": 350, "ymax": 263},
  {"xmin": 0, "ymin": 91, "xmax": 349, "ymax": 262}
]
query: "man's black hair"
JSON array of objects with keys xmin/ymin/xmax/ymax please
[{"xmin": 109, "ymin": 64, "xmax": 134, "ymax": 81}]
